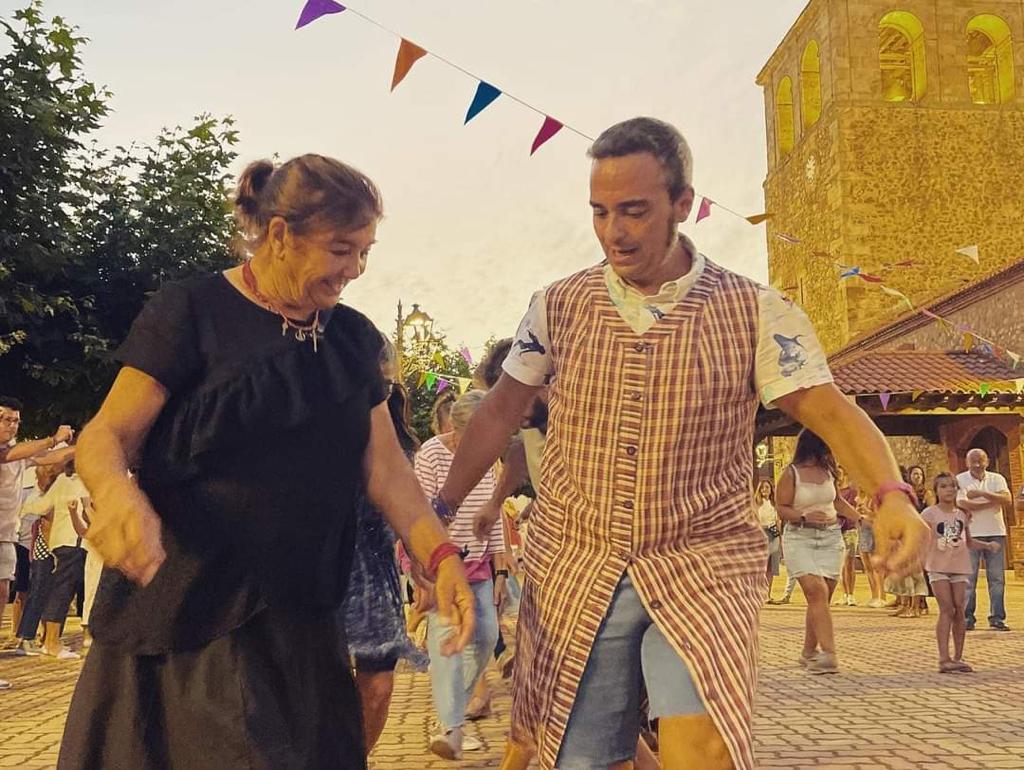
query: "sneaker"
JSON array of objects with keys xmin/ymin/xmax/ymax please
[
  {"xmin": 866, "ymin": 598, "xmax": 884, "ymax": 608},
  {"xmin": 845, "ymin": 595, "xmax": 857, "ymax": 606},
  {"xmin": 989, "ymin": 621, "xmax": 1011, "ymax": 632},
  {"xmin": 798, "ymin": 652, "xmax": 817, "ymax": 668},
  {"xmin": 463, "ymin": 735, "xmax": 483, "ymax": 751},
  {"xmin": 806, "ymin": 652, "xmax": 839, "ymax": 675},
  {"xmin": 13, "ymin": 641, "xmax": 41, "ymax": 657},
  {"xmin": 0, "ymin": 679, "xmax": 10, "ymax": 690},
  {"xmin": 429, "ymin": 727, "xmax": 464, "ymax": 760},
  {"xmin": 41, "ymin": 647, "xmax": 81, "ymax": 660}
]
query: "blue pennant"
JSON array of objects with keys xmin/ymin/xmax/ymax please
[{"xmin": 465, "ymin": 82, "xmax": 502, "ymax": 124}]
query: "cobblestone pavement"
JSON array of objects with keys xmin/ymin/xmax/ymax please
[{"xmin": 2, "ymin": 573, "xmax": 1022, "ymax": 769}]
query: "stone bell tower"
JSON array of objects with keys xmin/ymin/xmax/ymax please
[{"xmin": 757, "ymin": 0, "xmax": 1024, "ymax": 353}]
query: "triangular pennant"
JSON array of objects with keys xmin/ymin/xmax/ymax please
[
  {"xmin": 437, "ymin": 379, "xmax": 450, "ymax": 393},
  {"xmin": 465, "ymin": 82, "xmax": 501, "ymax": 124},
  {"xmin": 425, "ymin": 372, "xmax": 437, "ymax": 389},
  {"xmin": 530, "ymin": 116, "xmax": 563, "ymax": 155},
  {"xmin": 955, "ymin": 244, "xmax": 980, "ymax": 264},
  {"xmin": 695, "ymin": 197, "xmax": 713, "ymax": 223},
  {"xmin": 745, "ymin": 213, "xmax": 772, "ymax": 225},
  {"xmin": 979, "ymin": 382, "xmax": 991, "ymax": 398},
  {"xmin": 1015, "ymin": 378, "xmax": 1024, "ymax": 394},
  {"xmin": 417, "ymin": 371, "xmax": 427, "ymax": 387},
  {"xmin": 963, "ymin": 332, "xmax": 975, "ymax": 351},
  {"xmin": 432, "ymin": 351, "xmax": 445, "ymax": 368},
  {"xmin": 776, "ymin": 233, "xmax": 801, "ymax": 244},
  {"xmin": 839, "ymin": 267, "xmax": 861, "ymax": 279},
  {"xmin": 295, "ymin": 0, "xmax": 345, "ymax": 29},
  {"xmin": 879, "ymin": 392, "xmax": 891, "ymax": 411},
  {"xmin": 1010, "ymin": 352, "xmax": 1021, "ymax": 369},
  {"xmin": 457, "ymin": 377, "xmax": 471, "ymax": 394},
  {"xmin": 459, "ymin": 346, "xmax": 473, "ymax": 365},
  {"xmin": 911, "ymin": 390, "xmax": 923, "ymax": 402},
  {"xmin": 880, "ymin": 284, "xmax": 914, "ymax": 311},
  {"xmin": 860, "ymin": 273, "xmax": 884, "ymax": 283},
  {"xmin": 391, "ymin": 39, "xmax": 428, "ymax": 91}
]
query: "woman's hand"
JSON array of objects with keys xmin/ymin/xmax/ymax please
[
  {"xmin": 803, "ymin": 510, "xmax": 835, "ymax": 526},
  {"xmin": 987, "ymin": 540, "xmax": 1002, "ymax": 554},
  {"xmin": 434, "ymin": 555, "xmax": 476, "ymax": 656},
  {"xmin": 872, "ymin": 494, "xmax": 929, "ymax": 579},
  {"xmin": 87, "ymin": 476, "xmax": 166, "ymax": 585}
]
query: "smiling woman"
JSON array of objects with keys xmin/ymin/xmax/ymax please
[{"xmin": 59, "ymin": 153, "xmax": 475, "ymax": 770}]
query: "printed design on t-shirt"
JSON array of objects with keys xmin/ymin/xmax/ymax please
[
  {"xmin": 515, "ymin": 329, "xmax": 546, "ymax": 356},
  {"xmin": 773, "ymin": 333, "xmax": 807, "ymax": 377},
  {"xmin": 936, "ymin": 518, "xmax": 965, "ymax": 552}
]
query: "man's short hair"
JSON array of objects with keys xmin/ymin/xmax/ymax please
[
  {"xmin": 0, "ymin": 396, "xmax": 24, "ymax": 412},
  {"xmin": 474, "ymin": 338, "xmax": 514, "ymax": 389},
  {"xmin": 588, "ymin": 117, "xmax": 693, "ymax": 201}
]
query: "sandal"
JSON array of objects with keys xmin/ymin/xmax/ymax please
[
  {"xmin": 938, "ymin": 660, "xmax": 961, "ymax": 674},
  {"xmin": 953, "ymin": 660, "xmax": 974, "ymax": 673}
]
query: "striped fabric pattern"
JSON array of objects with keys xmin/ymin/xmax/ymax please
[
  {"xmin": 414, "ymin": 436, "xmax": 505, "ymax": 564},
  {"xmin": 512, "ymin": 259, "xmax": 768, "ymax": 770}
]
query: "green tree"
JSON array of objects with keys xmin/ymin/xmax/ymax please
[{"xmin": 0, "ymin": 2, "xmax": 239, "ymax": 435}]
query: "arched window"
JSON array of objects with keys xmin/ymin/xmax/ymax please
[
  {"xmin": 776, "ymin": 76, "xmax": 795, "ymax": 158},
  {"xmin": 966, "ymin": 14, "xmax": 1015, "ymax": 104},
  {"xmin": 879, "ymin": 11, "xmax": 927, "ymax": 102},
  {"xmin": 801, "ymin": 41, "xmax": 822, "ymax": 128}
]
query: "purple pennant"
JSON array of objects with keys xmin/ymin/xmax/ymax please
[
  {"xmin": 530, "ymin": 116, "xmax": 563, "ymax": 155},
  {"xmin": 459, "ymin": 346, "xmax": 474, "ymax": 365},
  {"xmin": 437, "ymin": 379, "xmax": 450, "ymax": 393},
  {"xmin": 879, "ymin": 392, "xmax": 891, "ymax": 411},
  {"xmin": 295, "ymin": 0, "xmax": 346, "ymax": 30}
]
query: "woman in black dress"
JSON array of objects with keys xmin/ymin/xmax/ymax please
[{"xmin": 60, "ymin": 154, "xmax": 475, "ymax": 770}]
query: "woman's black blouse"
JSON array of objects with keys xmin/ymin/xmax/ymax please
[{"xmin": 90, "ymin": 274, "xmax": 387, "ymax": 654}]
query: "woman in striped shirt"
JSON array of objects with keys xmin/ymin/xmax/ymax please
[{"xmin": 415, "ymin": 389, "xmax": 507, "ymax": 760}]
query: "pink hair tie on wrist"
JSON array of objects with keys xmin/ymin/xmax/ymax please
[
  {"xmin": 874, "ymin": 481, "xmax": 918, "ymax": 510},
  {"xmin": 428, "ymin": 542, "xmax": 463, "ymax": 578}
]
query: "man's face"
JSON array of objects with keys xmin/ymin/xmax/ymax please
[
  {"xmin": 0, "ymin": 408, "xmax": 21, "ymax": 444},
  {"xmin": 589, "ymin": 152, "xmax": 694, "ymax": 287},
  {"xmin": 968, "ymin": 451, "xmax": 988, "ymax": 478}
]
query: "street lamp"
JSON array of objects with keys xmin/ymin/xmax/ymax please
[{"xmin": 395, "ymin": 300, "xmax": 435, "ymax": 374}]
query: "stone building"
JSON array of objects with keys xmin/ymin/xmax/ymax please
[{"xmin": 756, "ymin": 0, "xmax": 1024, "ymax": 353}]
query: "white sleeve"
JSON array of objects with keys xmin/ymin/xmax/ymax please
[
  {"xmin": 755, "ymin": 287, "xmax": 834, "ymax": 408},
  {"xmin": 501, "ymin": 290, "xmax": 554, "ymax": 387},
  {"xmin": 993, "ymin": 474, "xmax": 1010, "ymax": 494}
]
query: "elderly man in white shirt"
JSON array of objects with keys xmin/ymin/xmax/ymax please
[{"xmin": 956, "ymin": 448, "xmax": 1012, "ymax": 631}]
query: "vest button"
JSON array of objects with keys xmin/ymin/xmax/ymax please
[
  {"xmin": 626, "ymin": 445, "xmax": 637, "ymax": 456},
  {"xmin": 623, "ymin": 500, "xmax": 634, "ymax": 510}
]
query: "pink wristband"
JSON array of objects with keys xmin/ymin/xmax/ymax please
[{"xmin": 874, "ymin": 481, "xmax": 918, "ymax": 509}]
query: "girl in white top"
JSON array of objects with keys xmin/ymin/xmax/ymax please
[
  {"xmin": 777, "ymin": 429, "xmax": 860, "ymax": 674},
  {"xmin": 754, "ymin": 479, "xmax": 782, "ymax": 602}
]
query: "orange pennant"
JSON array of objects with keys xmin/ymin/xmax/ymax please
[
  {"xmin": 391, "ymin": 39, "xmax": 428, "ymax": 91},
  {"xmin": 746, "ymin": 213, "xmax": 772, "ymax": 225}
]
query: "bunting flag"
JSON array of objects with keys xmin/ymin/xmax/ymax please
[
  {"xmin": 295, "ymin": 0, "xmax": 345, "ymax": 29},
  {"xmin": 1010, "ymin": 352, "xmax": 1021, "ymax": 369},
  {"xmin": 432, "ymin": 351, "xmax": 445, "ymax": 368},
  {"xmin": 437, "ymin": 378, "xmax": 450, "ymax": 393},
  {"xmin": 465, "ymin": 82, "xmax": 501, "ymax": 124},
  {"xmin": 745, "ymin": 213, "xmax": 772, "ymax": 225},
  {"xmin": 879, "ymin": 392, "xmax": 891, "ymax": 411},
  {"xmin": 911, "ymin": 390, "xmax": 923, "ymax": 402},
  {"xmin": 963, "ymin": 332, "xmax": 975, "ymax": 351},
  {"xmin": 459, "ymin": 346, "xmax": 474, "ymax": 365},
  {"xmin": 425, "ymin": 372, "xmax": 437, "ymax": 389},
  {"xmin": 695, "ymin": 197, "xmax": 713, "ymax": 223},
  {"xmin": 979, "ymin": 382, "xmax": 991, "ymax": 398},
  {"xmin": 531, "ymin": 116, "xmax": 563, "ymax": 155},
  {"xmin": 417, "ymin": 371, "xmax": 427, "ymax": 387},
  {"xmin": 860, "ymin": 273, "xmax": 884, "ymax": 283},
  {"xmin": 839, "ymin": 266, "xmax": 861, "ymax": 279},
  {"xmin": 880, "ymin": 284, "xmax": 914, "ymax": 311},
  {"xmin": 955, "ymin": 244, "xmax": 980, "ymax": 264},
  {"xmin": 457, "ymin": 377, "xmax": 472, "ymax": 394},
  {"xmin": 1016, "ymin": 379, "xmax": 1024, "ymax": 394},
  {"xmin": 776, "ymin": 233, "xmax": 801, "ymax": 244},
  {"xmin": 392, "ymin": 39, "xmax": 428, "ymax": 91}
]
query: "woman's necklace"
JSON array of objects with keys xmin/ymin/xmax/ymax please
[{"xmin": 242, "ymin": 261, "xmax": 322, "ymax": 353}]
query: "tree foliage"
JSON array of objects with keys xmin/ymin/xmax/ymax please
[{"xmin": 0, "ymin": 2, "xmax": 239, "ymax": 435}]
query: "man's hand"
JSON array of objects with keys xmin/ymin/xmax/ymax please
[
  {"xmin": 473, "ymin": 500, "xmax": 503, "ymax": 542},
  {"xmin": 52, "ymin": 425, "xmax": 74, "ymax": 445},
  {"xmin": 494, "ymin": 574, "xmax": 508, "ymax": 616},
  {"xmin": 872, "ymin": 494, "xmax": 929, "ymax": 579},
  {"xmin": 987, "ymin": 540, "xmax": 1002, "ymax": 554},
  {"xmin": 86, "ymin": 476, "xmax": 165, "ymax": 585},
  {"xmin": 965, "ymin": 489, "xmax": 985, "ymax": 500},
  {"xmin": 434, "ymin": 556, "xmax": 476, "ymax": 656}
]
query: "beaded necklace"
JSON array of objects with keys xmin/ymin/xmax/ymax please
[{"xmin": 242, "ymin": 260, "xmax": 322, "ymax": 353}]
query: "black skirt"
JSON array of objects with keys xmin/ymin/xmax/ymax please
[{"xmin": 59, "ymin": 605, "xmax": 366, "ymax": 770}]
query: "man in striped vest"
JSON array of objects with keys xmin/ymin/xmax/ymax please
[{"xmin": 439, "ymin": 117, "xmax": 928, "ymax": 770}]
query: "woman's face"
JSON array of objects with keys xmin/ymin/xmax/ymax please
[
  {"xmin": 909, "ymin": 467, "xmax": 925, "ymax": 486},
  {"xmin": 757, "ymin": 481, "xmax": 773, "ymax": 498},
  {"xmin": 273, "ymin": 218, "xmax": 378, "ymax": 311}
]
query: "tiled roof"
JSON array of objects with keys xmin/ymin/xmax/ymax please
[{"xmin": 831, "ymin": 349, "xmax": 1022, "ymax": 395}]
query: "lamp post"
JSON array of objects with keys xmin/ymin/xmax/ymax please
[{"xmin": 394, "ymin": 300, "xmax": 435, "ymax": 376}]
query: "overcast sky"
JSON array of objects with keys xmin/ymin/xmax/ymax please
[{"xmin": 5, "ymin": 0, "xmax": 810, "ymax": 353}]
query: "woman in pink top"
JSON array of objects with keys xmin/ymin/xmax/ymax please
[
  {"xmin": 414, "ymin": 389, "xmax": 506, "ymax": 759},
  {"xmin": 922, "ymin": 473, "xmax": 1000, "ymax": 674}
]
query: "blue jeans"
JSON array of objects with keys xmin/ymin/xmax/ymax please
[
  {"xmin": 557, "ymin": 575, "xmax": 705, "ymax": 769},
  {"xmin": 966, "ymin": 536, "xmax": 1006, "ymax": 626},
  {"xmin": 426, "ymin": 578, "xmax": 499, "ymax": 730}
]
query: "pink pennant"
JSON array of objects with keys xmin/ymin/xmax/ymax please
[
  {"xmin": 696, "ymin": 197, "xmax": 713, "ymax": 223},
  {"xmin": 879, "ymin": 392, "xmax": 891, "ymax": 411},
  {"xmin": 860, "ymin": 273, "xmax": 884, "ymax": 283},
  {"xmin": 295, "ymin": 0, "xmax": 345, "ymax": 29},
  {"xmin": 530, "ymin": 116, "xmax": 563, "ymax": 155},
  {"xmin": 459, "ymin": 346, "xmax": 473, "ymax": 365}
]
